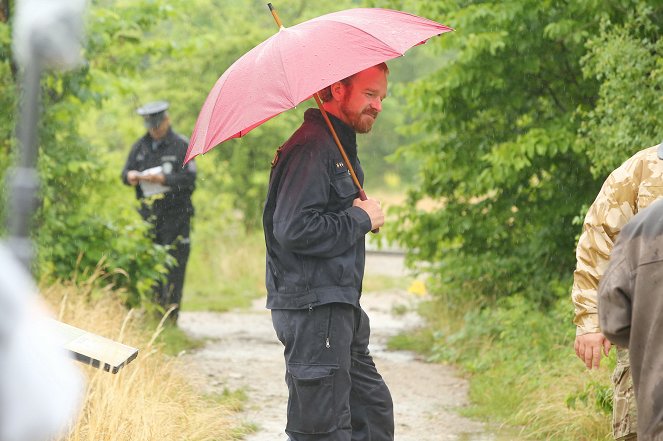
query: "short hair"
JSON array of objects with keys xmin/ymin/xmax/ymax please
[{"xmin": 318, "ymin": 62, "xmax": 389, "ymax": 102}]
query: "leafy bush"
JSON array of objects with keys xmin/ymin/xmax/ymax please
[
  {"xmin": 382, "ymin": 0, "xmax": 621, "ymax": 307},
  {"xmin": 579, "ymin": 3, "xmax": 663, "ymax": 176},
  {"xmin": 34, "ymin": 95, "xmax": 171, "ymax": 307}
]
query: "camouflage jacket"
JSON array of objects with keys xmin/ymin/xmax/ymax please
[{"xmin": 572, "ymin": 145, "xmax": 663, "ymax": 335}]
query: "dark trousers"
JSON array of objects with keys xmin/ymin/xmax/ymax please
[
  {"xmin": 152, "ymin": 214, "xmax": 191, "ymax": 322},
  {"xmin": 271, "ymin": 303, "xmax": 394, "ymax": 441}
]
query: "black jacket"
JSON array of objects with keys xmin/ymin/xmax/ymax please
[
  {"xmin": 121, "ymin": 128, "xmax": 196, "ymax": 219},
  {"xmin": 263, "ymin": 108, "xmax": 372, "ymax": 310}
]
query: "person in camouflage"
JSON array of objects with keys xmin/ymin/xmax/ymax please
[{"xmin": 572, "ymin": 143, "xmax": 663, "ymax": 441}]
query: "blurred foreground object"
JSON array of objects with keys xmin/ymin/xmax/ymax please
[
  {"xmin": 8, "ymin": 0, "xmax": 87, "ymax": 268},
  {"xmin": 13, "ymin": 0, "xmax": 86, "ymax": 70},
  {"xmin": 1, "ymin": 1, "xmax": 130, "ymax": 440},
  {"xmin": 0, "ymin": 245, "xmax": 83, "ymax": 441}
]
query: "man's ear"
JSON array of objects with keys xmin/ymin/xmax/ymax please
[{"xmin": 330, "ymin": 81, "xmax": 345, "ymax": 101}]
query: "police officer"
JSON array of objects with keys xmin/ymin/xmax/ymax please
[{"xmin": 121, "ymin": 101, "xmax": 196, "ymax": 323}]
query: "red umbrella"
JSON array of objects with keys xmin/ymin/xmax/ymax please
[{"xmin": 186, "ymin": 6, "xmax": 452, "ymax": 162}]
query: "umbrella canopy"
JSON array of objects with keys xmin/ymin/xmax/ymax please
[{"xmin": 185, "ymin": 7, "xmax": 453, "ymax": 163}]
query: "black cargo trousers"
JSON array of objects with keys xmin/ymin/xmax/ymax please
[
  {"xmin": 271, "ymin": 303, "xmax": 394, "ymax": 441},
  {"xmin": 151, "ymin": 210, "xmax": 191, "ymax": 322}
]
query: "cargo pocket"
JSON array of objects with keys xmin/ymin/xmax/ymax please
[{"xmin": 286, "ymin": 363, "xmax": 338, "ymax": 434}]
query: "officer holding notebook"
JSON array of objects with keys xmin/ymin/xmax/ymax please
[{"xmin": 121, "ymin": 101, "xmax": 196, "ymax": 323}]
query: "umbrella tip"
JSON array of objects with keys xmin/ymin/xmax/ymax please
[{"xmin": 267, "ymin": 3, "xmax": 284, "ymax": 29}]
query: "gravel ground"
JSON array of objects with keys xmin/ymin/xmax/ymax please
[{"xmin": 178, "ymin": 252, "xmax": 503, "ymax": 441}]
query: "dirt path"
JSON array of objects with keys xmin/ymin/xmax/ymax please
[{"xmin": 179, "ymin": 252, "xmax": 497, "ymax": 441}]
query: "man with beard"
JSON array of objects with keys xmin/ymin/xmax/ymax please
[{"xmin": 262, "ymin": 63, "xmax": 394, "ymax": 441}]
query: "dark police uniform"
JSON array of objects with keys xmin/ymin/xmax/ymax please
[
  {"xmin": 263, "ymin": 108, "xmax": 394, "ymax": 441},
  {"xmin": 121, "ymin": 101, "xmax": 196, "ymax": 322}
]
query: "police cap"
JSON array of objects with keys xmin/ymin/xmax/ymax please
[{"xmin": 136, "ymin": 101, "xmax": 169, "ymax": 129}]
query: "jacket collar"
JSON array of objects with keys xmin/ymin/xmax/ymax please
[{"xmin": 304, "ymin": 108, "xmax": 358, "ymax": 158}]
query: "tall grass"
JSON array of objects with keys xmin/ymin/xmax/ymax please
[
  {"xmin": 184, "ymin": 210, "xmax": 266, "ymax": 312},
  {"xmin": 513, "ymin": 368, "xmax": 613, "ymax": 441},
  {"xmin": 41, "ymin": 274, "xmax": 241, "ymax": 441}
]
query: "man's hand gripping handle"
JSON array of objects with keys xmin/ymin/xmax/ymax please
[{"xmin": 354, "ymin": 190, "xmax": 383, "ymax": 234}]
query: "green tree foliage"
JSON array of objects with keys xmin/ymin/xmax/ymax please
[
  {"xmin": 579, "ymin": 4, "xmax": 663, "ymax": 177},
  {"xmin": 369, "ymin": 1, "xmax": 663, "ymax": 307}
]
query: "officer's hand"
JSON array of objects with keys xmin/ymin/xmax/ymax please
[
  {"xmin": 127, "ymin": 170, "xmax": 140, "ymax": 186},
  {"xmin": 142, "ymin": 173, "xmax": 166, "ymax": 185},
  {"xmin": 574, "ymin": 332, "xmax": 611, "ymax": 370},
  {"xmin": 353, "ymin": 198, "xmax": 384, "ymax": 230}
]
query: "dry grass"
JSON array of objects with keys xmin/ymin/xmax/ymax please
[
  {"xmin": 511, "ymin": 366, "xmax": 612, "ymax": 441},
  {"xmin": 41, "ymin": 275, "xmax": 238, "ymax": 441}
]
